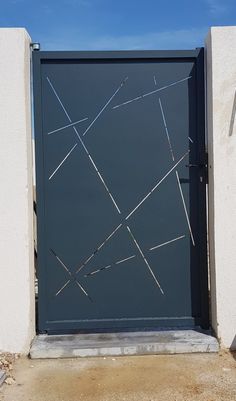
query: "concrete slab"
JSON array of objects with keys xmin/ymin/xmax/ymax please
[
  {"xmin": 0, "ymin": 370, "xmax": 6, "ymax": 386},
  {"xmin": 30, "ymin": 330, "xmax": 219, "ymax": 359}
]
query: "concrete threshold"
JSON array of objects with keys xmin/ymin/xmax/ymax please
[{"xmin": 30, "ymin": 330, "xmax": 219, "ymax": 359}]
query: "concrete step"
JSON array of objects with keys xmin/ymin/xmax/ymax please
[{"xmin": 30, "ymin": 330, "xmax": 219, "ymax": 359}]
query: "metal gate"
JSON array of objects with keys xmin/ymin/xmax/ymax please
[{"xmin": 33, "ymin": 49, "xmax": 208, "ymax": 334}]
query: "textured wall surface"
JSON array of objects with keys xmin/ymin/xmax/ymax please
[
  {"xmin": 0, "ymin": 28, "xmax": 35, "ymax": 353},
  {"xmin": 206, "ymin": 26, "xmax": 236, "ymax": 349},
  {"xmin": 0, "ymin": 27, "xmax": 235, "ymax": 353}
]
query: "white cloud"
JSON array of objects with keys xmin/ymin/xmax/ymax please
[
  {"xmin": 9, "ymin": 0, "xmax": 26, "ymax": 3},
  {"xmin": 62, "ymin": 0, "xmax": 92, "ymax": 6},
  {"xmin": 84, "ymin": 28, "xmax": 206, "ymax": 50},
  {"xmin": 41, "ymin": 27, "xmax": 207, "ymax": 51},
  {"xmin": 205, "ymin": 0, "xmax": 228, "ymax": 16}
]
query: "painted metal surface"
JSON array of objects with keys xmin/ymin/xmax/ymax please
[{"xmin": 33, "ymin": 49, "xmax": 208, "ymax": 333}]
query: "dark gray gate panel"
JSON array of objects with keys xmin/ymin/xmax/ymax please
[{"xmin": 33, "ymin": 50, "xmax": 208, "ymax": 333}]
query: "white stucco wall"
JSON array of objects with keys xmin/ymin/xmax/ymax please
[
  {"xmin": 206, "ymin": 26, "xmax": 236, "ymax": 349},
  {"xmin": 0, "ymin": 28, "xmax": 35, "ymax": 353},
  {"xmin": 0, "ymin": 27, "xmax": 235, "ymax": 353}
]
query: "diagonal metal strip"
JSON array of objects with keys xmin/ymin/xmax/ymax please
[
  {"xmin": 112, "ymin": 76, "xmax": 191, "ymax": 110},
  {"xmin": 175, "ymin": 171, "xmax": 195, "ymax": 246},
  {"xmin": 85, "ymin": 234, "xmax": 186, "ymax": 278},
  {"xmin": 50, "ymin": 248, "xmax": 92, "ymax": 300},
  {"xmin": 55, "ymin": 280, "xmax": 70, "ymax": 297},
  {"xmin": 47, "ymin": 75, "xmax": 192, "ymax": 297},
  {"xmin": 50, "ymin": 248, "xmax": 72, "ymax": 276},
  {"xmin": 48, "ymin": 143, "xmax": 78, "ymax": 180},
  {"xmin": 76, "ymin": 281, "xmax": 93, "ymax": 302},
  {"xmin": 47, "ymin": 76, "xmax": 121, "ymax": 213},
  {"xmin": 84, "ymin": 254, "xmax": 136, "ymax": 277},
  {"xmin": 82, "ymin": 76, "xmax": 128, "ymax": 137},
  {"xmin": 126, "ymin": 225, "xmax": 164, "ymax": 295},
  {"xmin": 125, "ymin": 150, "xmax": 190, "ymax": 221},
  {"xmin": 149, "ymin": 235, "xmax": 185, "ymax": 251},
  {"xmin": 76, "ymin": 150, "xmax": 190, "ymax": 274},
  {"xmin": 47, "ymin": 117, "xmax": 88, "ymax": 135},
  {"xmin": 159, "ymin": 98, "xmax": 175, "ymax": 162},
  {"xmin": 158, "ymin": 97, "xmax": 195, "ymax": 246},
  {"xmin": 76, "ymin": 224, "xmax": 123, "ymax": 274}
]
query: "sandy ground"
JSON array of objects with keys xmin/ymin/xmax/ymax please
[{"xmin": 0, "ymin": 351, "xmax": 235, "ymax": 401}]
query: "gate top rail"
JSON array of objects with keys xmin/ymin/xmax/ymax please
[{"xmin": 33, "ymin": 49, "xmax": 203, "ymax": 61}]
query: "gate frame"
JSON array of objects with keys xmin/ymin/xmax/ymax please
[{"xmin": 33, "ymin": 48, "xmax": 209, "ymax": 333}]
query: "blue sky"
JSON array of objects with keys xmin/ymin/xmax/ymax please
[{"xmin": 1, "ymin": 0, "xmax": 236, "ymax": 50}]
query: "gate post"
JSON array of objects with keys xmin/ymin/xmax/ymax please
[
  {"xmin": 0, "ymin": 29, "xmax": 35, "ymax": 353},
  {"xmin": 206, "ymin": 26, "xmax": 236, "ymax": 349}
]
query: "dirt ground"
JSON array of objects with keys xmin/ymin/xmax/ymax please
[{"xmin": 0, "ymin": 351, "xmax": 235, "ymax": 401}]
